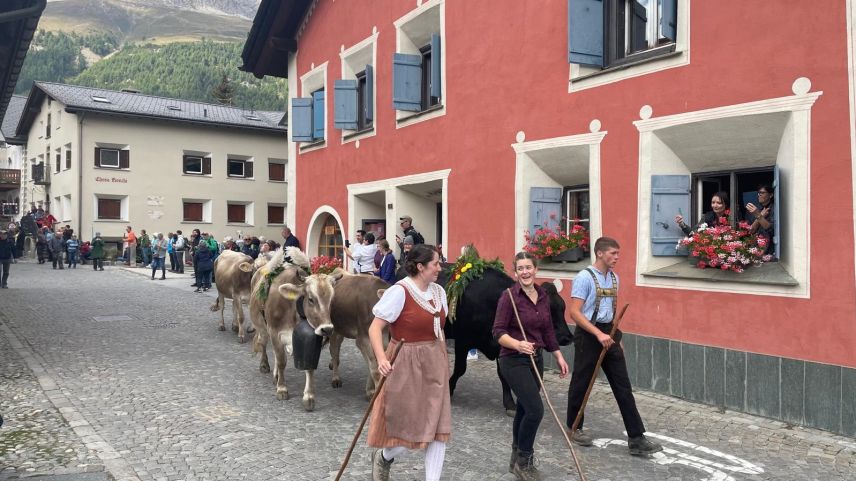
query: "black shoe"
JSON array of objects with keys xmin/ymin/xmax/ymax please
[
  {"xmin": 191, "ymin": 283, "xmax": 198, "ymax": 287},
  {"xmin": 1, "ymin": 285, "xmax": 8, "ymax": 289},
  {"xmin": 160, "ymin": 276, "xmax": 166, "ymax": 280},
  {"xmin": 202, "ymin": 287, "xmax": 209, "ymax": 292},
  {"xmin": 194, "ymin": 288, "xmax": 202, "ymax": 293},
  {"xmin": 628, "ymin": 435, "xmax": 663, "ymax": 456}
]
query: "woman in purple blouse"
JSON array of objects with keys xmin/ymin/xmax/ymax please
[{"xmin": 492, "ymin": 252, "xmax": 569, "ymax": 481}]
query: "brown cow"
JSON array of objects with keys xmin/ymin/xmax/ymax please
[
  {"xmin": 249, "ymin": 247, "xmax": 342, "ymax": 411},
  {"xmin": 327, "ymin": 273, "xmax": 388, "ymax": 400},
  {"xmin": 209, "ymin": 250, "xmax": 255, "ymax": 342}
]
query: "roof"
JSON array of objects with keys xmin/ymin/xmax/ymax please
[
  {"xmin": 240, "ymin": 0, "xmax": 312, "ymax": 79},
  {"xmin": 1, "ymin": 94, "xmax": 27, "ymax": 144},
  {"xmin": 0, "ymin": 0, "xmax": 46, "ymax": 122},
  {"xmin": 17, "ymin": 82, "xmax": 287, "ymax": 137}
]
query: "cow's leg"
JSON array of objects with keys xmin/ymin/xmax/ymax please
[
  {"xmin": 211, "ymin": 294, "xmax": 226, "ymax": 331},
  {"xmin": 233, "ymin": 297, "xmax": 246, "ymax": 343},
  {"xmin": 355, "ymin": 334, "xmax": 379, "ymax": 400},
  {"xmin": 498, "ymin": 361, "xmax": 517, "ymax": 417},
  {"xmin": 449, "ymin": 340, "xmax": 470, "ymax": 398},
  {"xmin": 302, "ymin": 369, "xmax": 316, "ymax": 411},
  {"xmin": 253, "ymin": 329, "xmax": 271, "ymax": 374},
  {"xmin": 270, "ymin": 330, "xmax": 290, "ymax": 400},
  {"xmin": 328, "ymin": 332, "xmax": 344, "ymax": 388}
]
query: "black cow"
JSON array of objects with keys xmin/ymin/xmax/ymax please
[{"xmin": 397, "ymin": 264, "xmax": 572, "ymax": 415}]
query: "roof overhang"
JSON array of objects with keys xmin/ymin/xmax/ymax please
[
  {"xmin": 240, "ymin": 0, "xmax": 312, "ymax": 79},
  {"xmin": 0, "ymin": 0, "xmax": 46, "ymax": 122}
]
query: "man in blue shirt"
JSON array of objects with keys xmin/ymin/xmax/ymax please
[
  {"xmin": 566, "ymin": 237, "xmax": 662, "ymax": 456},
  {"xmin": 0, "ymin": 230, "xmax": 18, "ymax": 288}
]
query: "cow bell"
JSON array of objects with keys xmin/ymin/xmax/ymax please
[{"xmin": 292, "ymin": 317, "xmax": 323, "ymax": 371}]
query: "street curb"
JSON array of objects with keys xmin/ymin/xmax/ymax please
[{"xmin": 0, "ymin": 316, "xmax": 139, "ymax": 481}]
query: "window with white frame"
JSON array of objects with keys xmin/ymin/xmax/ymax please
[
  {"xmin": 227, "ymin": 157, "xmax": 253, "ymax": 178},
  {"xmin": 226, "ymin": 201, "xmax": 253, "ymax": 225},
  {"xmin": 336, "ymin": 33, "xmax": 377, "ymax": 138},
  {"xmin": 61, "ymin": 194, "xmax": 72, "ymax": 222},
  {"xmin": 94, "ymin": 194, "xmax": 128, "ymax": 221},
  {"xmin": 393, "ymin": 0, "xmax": 445, "ymax": 123},
  {"xmin": 635, "ymin": 87, "xmax": 821, "ymax": 295},
  {"xmin": 182, "ymin": 152, "xmax": 211, "ymax": 175},
  {"xmin": 182, "ymin": 199, "xmax": 212, "ymax": 223},
  {"xmin": 292, "ymin": 63, "xmax": 327, "ymax": 146},
  {"xmin": 95, "ymin": 145, "xmax": 129, "ymax": 169}
]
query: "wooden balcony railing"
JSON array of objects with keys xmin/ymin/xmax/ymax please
[{"xmin": 0, "ymin": 168, "xmax": 21, "ymax": 186}]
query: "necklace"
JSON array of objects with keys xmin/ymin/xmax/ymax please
[{"xmin": 399, "ymin": 278, "xmax": 444, "ymax": 339}]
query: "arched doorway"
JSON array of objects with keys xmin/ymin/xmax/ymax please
[{"xmin": 317, "ymin": 214, "xmax": 344, "ymax": 259}]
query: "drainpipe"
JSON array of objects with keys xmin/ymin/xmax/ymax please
[{"xmin": 77, "ymin": 112, "xmax": 85, "ymax": 237}]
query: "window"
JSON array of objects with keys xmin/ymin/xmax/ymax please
[
  {"xmin": 569, "ymin": 0, "xmax": 677, "ymax": 69},
  {"xmin": 183, "ymin": 202, "xmax": 203, "ymax": 222},
  {"xmin": 292, "ymin": 88, "xmax": 326, "ymax": 144},
  {"xmin": 95, "ymin": 148, "xmax": 128, "ymax": 169},
  {"xmin": 268, "ymin": 161, "xmax": 286, "ymax": 182},
  {"xmin": 46, "ymin": 113, "xmax": 51, "ymax": 139},
  {"xmin": 336, "ymin": 33, "xmax": 378, "ymax": 139},
  {"xmin": 268, "ymin": 204, "xmax": 284, "ymax": 224},
  {"xmin": 55, "ymin": 152, "xmax": 61, "ymax": 173},
  {"xmin": 62, "ymin": 195, "xmax": 72, "ymax": 222},
  {"xmin": 227, "ymin": 158, "xmax": 253, "ymax": 178},
  {"xmin": 227, "ymin": 203, "xmax": 246, "ymax": 224},
  {"xmin": 182, "ymin": 155, "xmax": 212, "ymax": 175},
  {"xmin": 318, "ymin": 214, "xmax": 344, "ymax": 259},
  {"xmin": 65, "ymin": 148, "xmax": 71, "ymax": 170},
  {"xmin": 563, "ymin": 186, "xmax": 591, "ymax": 232},
  {"xmin": 97, "ymin": 198, "xmax": 121, "ymax": 220},
  {"xmin": 393, "ymin": 0, "xmax": 444, "ymax": 124}
]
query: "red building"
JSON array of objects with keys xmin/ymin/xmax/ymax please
[{"xmin": 242, "ymin": 0, "xmax": 856, "ymax": 436}]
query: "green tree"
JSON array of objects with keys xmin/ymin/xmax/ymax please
[{"xmin": 211, "ymin": 74, "xmax": 235, "ymax": 105}]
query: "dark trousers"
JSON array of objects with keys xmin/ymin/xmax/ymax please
[
  {"xmin": 1, "ymin": 260, "xmax": 10, "ymax": 286},
  {"xmin": 168, "ymin": 251, "xmax": 177, "ymax": 271},
  {"xmin": 197, "ymin": 268, "xmax": 212, "ymax": 288},
  {"xmin": 499, "ymin": 353, "xmax": 544, "ymax": 453},
  {"xmin": 52, "ymin": 251, "xmax": 64, "ymax": 269},
  {"xmin": 174, "ymin": 250, "xmax": 184, "ymax": 273},
  {"xmin": 566, "ymin": 324, "xmax": 645, "ymax": 438},
  {"xmin": 36, "ymin": 243, "xmax": 46, "ymax": 263},
  {"xmin": 92, "ymin": 258, "xmax": 103, "ymax": 270}
]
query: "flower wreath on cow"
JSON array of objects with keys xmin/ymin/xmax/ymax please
[
  {"xmin": 445, "ymin": 244, "xmax": 505, "ymax": 321},
  {"xmin": 256, "ymin": 247, "xmax": 312, "ymax": 302}
]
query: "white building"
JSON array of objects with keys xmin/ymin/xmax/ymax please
[{"xmin": 14, "ymin": 82, "xmax": 288, "ymax": 242}]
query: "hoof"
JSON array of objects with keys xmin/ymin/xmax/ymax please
[
  {"xmin": 238, "ymin": 336, "xmax": 245, "ymax": 344},
  {"xmin": 218, "ymin": 325, "xmax": 226, "ymax": 332},
  {"xmin": 505, "ymin": 409, "xmax": 516, "ymax": 418},
  {"xmin": 331, "ymin": 378, "xmax": 342, "ymax": 388},
  {"xmin": 328, "ymin": 361, "xmax": 334, "ymax": 370},
  {"xmin": 259, "ymin": 364, "xmax": 271, "ymax": 374},
  {"xmin": 302, "ymin": 398, "xmax": 315, "ymax": 411},
  {"xmin": 232, "ymin": 324, "xmax": 239, "ymax": 333},
  {"xmin": 276, "ymin": 390, "xmax": 289, "ymax": 401}
]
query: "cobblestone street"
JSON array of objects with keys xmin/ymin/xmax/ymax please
[{"xmin": 1, "ymin": 261, "xmax": 855, "ymax": 481}]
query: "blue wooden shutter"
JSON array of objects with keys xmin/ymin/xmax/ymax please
[
  {"xmin": 333, "ymin": 80, "xmax": 358, "ymax": 130},
  {"xmin": 568, "ymin": 0, "xmax": 604, "ymax": 67},
  {"xmin": 312, "ymin": 90, "xmax": 325, "ymax": 139},
  {"xmin": 651, "ymin": 175, "xmax": 690, "ymax": 256},
  {"xmin": 392, "ymin": 53, "xmax": 422, "ymax": 111},
  {"xmin": 365, "ymin": 64, "xmax": 374, "ymax": 122},
  {"xmin": 630, "ymin": 0, "xmax": 648, "ymax": 53},
  {"xmin": 773, "ymin": 165, "xmax": 781, "ymax": 259},
  {"xmin": 529, "ymin": 187, "xmax": 563, "ymax": 237},
  {"xmin": 430, "ymin": 33, "xmax": 442, "ymax": 99},
  {"xmin": 291, "ymin": 97, "xmax": 313, "ymax": 142},
  {"xmin": 661, "ymin": 0, "xmax": 677, "ymax": 41}
]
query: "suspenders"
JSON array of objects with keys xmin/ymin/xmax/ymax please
[{"xmin": 585, "ymin": 267, "xmax": 618, "ymax": 323}]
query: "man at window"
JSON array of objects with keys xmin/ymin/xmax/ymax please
[{"xmin": 746, "ymin": 183, "xmax": 775, "ymax": 259}]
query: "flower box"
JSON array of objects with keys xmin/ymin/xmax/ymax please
[
  {"xmin": 678, "ymin": 218, "xmax": 772, "ymax": 273},
  {"xmin": 523, "ymin": 218, "xmax": 589, "ymax": 260},
  {"xmin": 551, "ymin": 246, "xmax": 585, "ymax": 263}
]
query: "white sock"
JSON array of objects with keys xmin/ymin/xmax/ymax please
[
  {"xmin": 382, "ymin": 446, "xmax": 409, "ymax": 461},
  {"xmin": 424, "ymin": 441, "xmax": 446, "ymax": 481}
]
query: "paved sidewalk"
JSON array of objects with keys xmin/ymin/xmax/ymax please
[{"xmin": 1, "ymin": 261, "xmax": 855, "ymax": 480}]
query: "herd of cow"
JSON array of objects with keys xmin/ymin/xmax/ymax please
[{"xmin": 208, "ymin": 247, "xmax": 572, "ymax": 415}]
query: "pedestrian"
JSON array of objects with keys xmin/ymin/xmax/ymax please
[
  {"xmin": 48, "ymin": 229, "xmax": 65, "ymax": 269},
  {"xmin": 14, "ymin": 227, "xmax": 25, "ymax": 260},
  {"xmin": 346, "ymin": 231, "xmax": 377, "ymax": 275},
  {"xmin": 0, "ymin": 230, "xmax": 17, "ymax": 288},
  {"xmin": 190, "ymin": 229, "xmax": 202, "ymax": 287},
  {"xmin": 45, "ymin": 228, "xmax": 54, "ymax": 263},
  {"xmin": 493, "ymin": 252, "xmax": 569, "ymax": 480},
  {"xmin": 36, "ymin": 226, "xmax": 47, "ymax": 264},
  {"xmin": 150, "ymin": 233, "xmax": 167, "ymax": 280},
  {"xmin": 139, "ymin": 229, "xmax": 151, "ymax": 267},
  {"xmin": 62, "ymin": 225, "xmax": 72, "ymax": 258},
  {"xmin": 565, "ymin": 237, "xmax": 662, "ymax": 456},
  {"xmin": 194, "ymin": 242, "xmax": 214, "ymax": 292},
  {"xmin": 282, "ymin": 225, "xmax": 300, "ymax": 249},
  {"xmin": 398, "ymin": 236, "xmax": 414, "ymax": 267},
  {"xmin": 90, "ymin": 232, "xmax": 105, "ymax": 271},
  {"xmin": 174, "ymin": 230, "xmax": 186, "ymax": 273},
  {"xmin": 124, "ymin": 226, "xmax": 138, "ymax": 267},
  {"xmin": 166, "ymin": 232, "xmax": 176, "ymax": 272},
  {"xmin": 367, "ymin": 244, "xmax": 451, "ymax": 481},
  {"xmin": 375, "ymin": 239, "xmax": 397, "ymax": 285},
  {"xmin": 66, "ymin": 234, "xmax": 80, "ymax": 269},
  {"xmin": 80, "ymin": 241, "xmax": 91, "ymax": 265},
  {"xmin": 395, "ymin": 215, "xmax": 425, "ymax": 251}
]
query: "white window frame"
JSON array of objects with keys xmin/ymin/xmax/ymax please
[
  {"xmin": 99, "ymin": 149, "xmax": 120, "ymax": 168},
  {"xmin": 298, "ymin": 62, "xmax": 328, "ymax": 153},
  {"xmin": 184, "ymin": 156, "xmax": 203, "ymax": 175},
  {"xmin": 267, "ymin": 203, "xmax": 286, "ymax": 225},
  {"xmin": 393, "ymin": 0, "xmax": 446, "ymax": 129},
  {"xmin": 569, "ymin": 0, "xmax": 690, "ymax": 92},
  {"xmin": 513, "ymin": 127, "xmax": 607, "ymax": 279},
  {"xmin": 340, "ymin": 30, "xmax": 379, "ymax": 144},
  {"xmin": 181, "ymin": 198, "xmax": 212, "ymax": 224},
  {"xmin": 267, "ymin": 158, "xmax": 287, "ymax": 182},
  {"xmin": 634, "ymin": 81, "xmax": 822, "ymax": 298},
  {"xmin": 226, "ymin": 201, "xmax": 254, "ymax": 226},
  {"xmin": 61, "ymin": 194, "xmax": 72, "ymax": 222},
  {"xmin": 93, "ymin": 194, "xmax": 128, "ymax": 222}
]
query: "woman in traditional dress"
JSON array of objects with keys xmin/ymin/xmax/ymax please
[{"xmin": 367, "ymin": 243, "xmax": 450, "ymax": 481}]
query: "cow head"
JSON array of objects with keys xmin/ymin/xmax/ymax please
[{"xmin": 278, "ymin": 270, "xmax": 344, "ymax": 336}]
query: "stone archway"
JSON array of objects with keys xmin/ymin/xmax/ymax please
[{"xmin": 307, "ymin": 206, "xmax": 345, "ymax": 262}]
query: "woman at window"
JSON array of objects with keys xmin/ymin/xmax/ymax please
[{"xmin": 674, "ymin": 191, "xmax": 731, "ymax": 235}]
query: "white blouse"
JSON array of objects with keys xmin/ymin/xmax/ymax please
[{"xmin": 372, "ymin": 277, "xmax": 449, "ymax": 323}]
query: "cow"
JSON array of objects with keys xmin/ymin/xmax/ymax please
[
  {"xmin": 209, "ymin": 250, "xmax": 255, "ymax": 342},
  {"xmin": 326, "ymin": 273, "xmax": 389, "ymax": 400},
  {"xmin": 249, "ymin": 247, "xmax": 343, "ymax": 411}
]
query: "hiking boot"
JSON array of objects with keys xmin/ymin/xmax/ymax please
[
  {"xmin": 570, "ymin": 428, "xmax": 593, "ymax": 447},
  {"xmin": 512, "ymin": 451, "xmax": 541, "ymax": 481},
  {"xmin": 371, "ymin": 448, "xmax": 393, "ymax": 481},
  {"xmin": 508, "ymin": 444, "xmax": 518, "ymax": 473},
  {"xmin": 628, "ymin": 435, "xmax": 663, "ymax": 456}
]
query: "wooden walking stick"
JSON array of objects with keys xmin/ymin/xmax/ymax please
[
  {"xmin": 506, "ymin": 289, "xmax": 586, "ymax": 481},
  {"xmin": 569, "ymin": 303, "xmax": 629, "ymax": 435},
  {"xmin": 334, "ymin": 338, "xmax": 404, "ymax": 481}
]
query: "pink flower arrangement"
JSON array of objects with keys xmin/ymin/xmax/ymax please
[
  {"xmin": 523, "ymin": 216, "xmax": 588, "ymax": 259},
  {"xmin": 310, "ymin": 255, "xmax": 342, "ymax": 275},
  {"xmin": 678, "ymin": 220, "xmax": 772, "ymax": 272}
]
